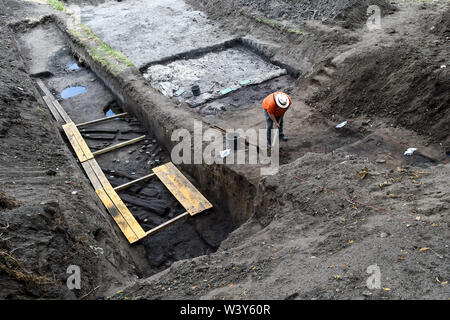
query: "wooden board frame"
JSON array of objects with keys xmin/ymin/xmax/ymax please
[
  {"xmin": 82, "ymin": 159, "xmax": 146, "ymax": 243},
  {"xmin": 36, "ymin": 79, "xmax": 72, "ymax": 123},
  {"xmin": 153, "ymin": 162, "xmax": 213, "ymax": 216},
  {"xmin": 62, "ymin": 122, "xmax": 94, "ymax": 163},
  {"xmin": 36, "ymin": 79, "xmax": 213, "ymax": 243}
]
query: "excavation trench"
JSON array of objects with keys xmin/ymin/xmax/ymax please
[
  {"xmin": 13, "ymin": 15, "xmax": 423, "ymax": 279},
  {"xmin": 13, "ymin": 20, "xmax": 248, "ymax": 275},
  {"xmin": 15, "ymin": 4, "xmax": 438, "ymax": 281}
]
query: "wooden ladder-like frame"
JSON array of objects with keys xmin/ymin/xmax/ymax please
[{"xmin": 35, "ymin": 79, "xmax": 212, "ymax": 244}]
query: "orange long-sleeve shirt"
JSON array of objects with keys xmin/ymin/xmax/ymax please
[{"xmin": 262, "ymin": 92, "xmax": 292, "ymax": 118}]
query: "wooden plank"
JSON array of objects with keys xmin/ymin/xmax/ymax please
[
  {"xmin": 76, "ymin": 113, "xmax": 128, "ymax": 128},
  {"xmin": 95, "ymin": 188, "xmax": 139, "ymax": 244},
  {"xmin": 50, "ymin": 98, "xmax": 72, "ymax": 124},
  {"xmin": 69, "ymin": 123, "xmax": 94, "ymax": 162},
  {"xmin": 81, "ymin": 160, "xmax": 104, "ymax": 190},
  {"xmin": 92, "ymin": 135, "xmax": 146, "ymax": 157},
  {"xmin": 82, "ymin": 160, "xmax": 139, "ymax": 244},
  {"xmin": 114, "ymin": 173, "xmax": 156, "ymax": 192},
  {"xmin": 63, "ymin": 123, "xmax": 90, "ymax": 162},
  {"xmin": 152, "ymin": 162, "xmax": 213, "ymax": 216},
  {"xmin": 88, "ymin": 159, "xmax": 146, "ymax": 239},
  {"xmin": 62, "ymin": 122, "xmax": 93, "ymax": 163},
  {"xmin": 146, "ymin": 211, "xmax": 189, "ymax": 237},
  {"xmin": 35, "ymin": 79, "xmax": 72, "ymax": 123},
  {"xmin": 42, "ymin": 95, "xmax": 64, "ymax": 122},
  {"xmin": 35, "ymin": 78, "xmax": 52, "ymax": 97}
]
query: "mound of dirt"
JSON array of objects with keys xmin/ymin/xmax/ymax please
[
  {"xmin": 432, "ymin": 6, "xmax": 450, "ymax": 36},
  {"xmin": 189, "ymin": 0, "xmax": 395, "ymax": 28},
  {"xmin": 308, "ymin": 27, "xmax": 450, "ymax": 154},
  {"xmin": 110, "ymin": 152, "xmax": 450, "ymax": 300}
]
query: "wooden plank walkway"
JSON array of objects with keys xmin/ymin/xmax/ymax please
[
  {"xmin": 153, "ymin": 162, "xmax": 212, "ymax": 216},
  {"xmin": 82, "ymin": 158, "xmax": 146, "ymax": 243},
  {"xmin": 34, "ymin": 78, "xmax": 213, "ymax": 244},
  {"xmin": 36, "ymin": 79, "xmax": 72, "ymax": 123},
  {"xmin": 62, "ymin": 122, "xmax": 94, "ymax": 163}
]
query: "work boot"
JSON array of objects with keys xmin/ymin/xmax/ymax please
[{"xmin": 280, "ymin": 134, "xmax": 288, "ymax": 142}]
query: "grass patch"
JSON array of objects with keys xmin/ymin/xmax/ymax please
[
  {"xmin": 0, "ymin": 249, "xmax": 54, "ymax": 288},
  {"xmin": 78, "ymin": 23, "xmax": 134, "ymax": 72},
  {"xmin": 47, "ymin": 0, "xmax": 134, "ymax": 74},
  {"xmin": 47, "ymin": 0, "xmax": 65, "ymax": 12}
]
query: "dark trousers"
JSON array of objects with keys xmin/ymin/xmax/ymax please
[{"xmin": 264, "ymin": 110, "xmax": 284, "ymax": 144}]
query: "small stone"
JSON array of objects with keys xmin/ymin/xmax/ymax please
[
  {"xmin": 46, "ymin": 169, "xmax": 57, "ymax": 176},
  {"xmin": 376, "ymin": 159, "xmax": 386, "ymax": 164},
  {"xmin": 40, "ymin": 200, "xmax": 60, "ymax": 216},
  {"xmin": 40, "ymin": 199, "xmax": 59, "ymax": 206},
  {"xmin": 362, "ymin": 290, "xmax": 372, "ymax": 297},
  {"xmin": 386, "ymin": 28, "xmax": 396, "ymax": 34},
  {"xmin": 71, "ymin": 191, "xmax": 78, "ymax": 195},
  {"xmin": 380, "ymin": 232, "xmax": 388, "ymax": 238}
]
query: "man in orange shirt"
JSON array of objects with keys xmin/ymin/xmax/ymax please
[{"xmin": 262, "ymin": 91, "xmax": 292, "ymax": 146}]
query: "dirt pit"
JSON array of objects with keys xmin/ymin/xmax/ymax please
[
  {"xmin": 15, "ymin": 21, "xmax": 237, "ymax": 275},
  {"xmin": 142, "ymin": 44, "xmax": 288, "ymax": 109},
  {"xmin": 199, "ymin": 75, "xmax": 293, "ymax": 116}
]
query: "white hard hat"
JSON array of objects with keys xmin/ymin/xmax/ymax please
[{"xmin": 275, "ymin": 93, "xmax": 290, "ymax": 109}]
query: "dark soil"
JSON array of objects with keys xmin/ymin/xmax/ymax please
[
  {"xmin": 1, "ymin": 0, "xmax": 449, "ymax": 301},
  {"xmin": 0, "ymin": 12, "xmax": 142, "ymax": 299},
  {"xmin": 307, "ymin": 7, "xmax": 450, "ymax": 153},
  {"xmin": 188, "ymin": 0, "xmax": 396, "ymax": 28}
]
